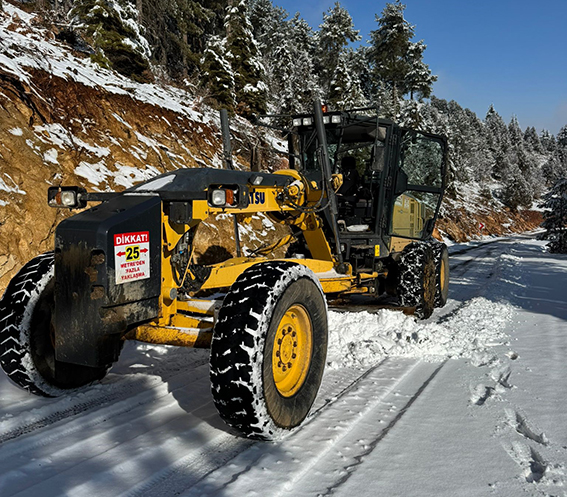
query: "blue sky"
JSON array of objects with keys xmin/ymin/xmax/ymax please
[{"xmin": 275, "ymin": 0, "xmax": 567, "ymax": 135}]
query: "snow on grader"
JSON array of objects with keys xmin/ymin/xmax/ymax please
[{"xmin": 0, "ymin": 101, "xmax": 449, "ymax": 439}]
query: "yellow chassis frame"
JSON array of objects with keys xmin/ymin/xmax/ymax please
[{"xmin": 124, "ymin": 170, "xmax": 411, "ymax": 348}]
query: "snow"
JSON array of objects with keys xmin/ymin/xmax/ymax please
[
  {"xmin": 0, "ymin": 3, "xmax": 213, "ymax": 125},
  {"xmin": 1, "ymin": 235, "xmax": 566, "ymax": 495},
  {"xmin": 0, "ymin": 174, "xmax": 26, "ymax": 195}
]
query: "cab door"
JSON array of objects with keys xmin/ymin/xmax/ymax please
[{"xmin": 390, "ymin": 130, "xmax": 447, "ymax": 241}]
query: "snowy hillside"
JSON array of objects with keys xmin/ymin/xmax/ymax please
[
  {"xmin": 0, "ymin": 2, "xmax": 291, "ymax": 292},
  {"xmin": 1, "ymin": 235, "xmax": 566, "ymax": 496}
]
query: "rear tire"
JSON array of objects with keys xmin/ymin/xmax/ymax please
[
  {"xmin": 0, "ymin": 253, "xmax": 108, "ymax": 397},
  {"xmin": 210, "ymin": 261, "xmax": 328, "ymax": 440},
  {"xmin": 397, "ymin": 242, "xmax": 436, "ymax": 320}
]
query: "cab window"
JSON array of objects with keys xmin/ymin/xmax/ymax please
[{"xmin": 401, "ymin": 133, "xmax": 444, "ymax": 188}]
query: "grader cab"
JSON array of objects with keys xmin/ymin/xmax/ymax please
[{"xmin": 0, "ymin": 101, "xmax": 448, "ymax": 440}]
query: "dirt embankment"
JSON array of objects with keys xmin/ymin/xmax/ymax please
[
  {"xmin": 0, "ymin": 66, "xmax": 289, "ymax": 293},
  {"xmin": 436, "ymin": 205, "xmax": 542, "ymax": 243}
]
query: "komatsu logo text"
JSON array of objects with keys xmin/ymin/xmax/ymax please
[{"xmin": 249, "ymin": 191, "xmax": 266, "ymax": 205}]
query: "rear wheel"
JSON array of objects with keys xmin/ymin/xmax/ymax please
[
  {"xmin": 397, "ymin": 242, "xmax": 436, "ymax": 320},
  {"xmin": 0, "ymin": 253, "xmax": 108, "ymax": 397},
  {"xmin": 210, "ymin": 261, "xmax": 328, "ymax": 440}
]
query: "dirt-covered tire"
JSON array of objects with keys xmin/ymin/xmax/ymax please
[
  {"xmin": 210, "ymin": 261, "xmax": 328, "ymax": 440},
  {"xmin": 432, "ymin": 242, "xmax": 449, "ymax": 308},
  {"xmin": 0, "ymin": 252, "xmax": 108, "ymax": 397},
  {"xmin": 397, "ymin": 242, "xmax": 436, "ymax": 320}
]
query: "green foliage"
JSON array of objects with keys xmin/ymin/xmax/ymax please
[
  {"xmin": 539, "ymin": 178, "xmax": 567, "ymax": 253},
  {"xmin": 70, "ymin": 0, "xmax": 151, "ymax": 81},
  {"xmin": 224, "ymin": 0, "xmax": 267, "ymax": 116},
  {"xmin": 367, "ymin": 1, "xmax": 436, "ymax": 103},
  {"xmin": 200, "ymin": 35, "xmax": 236, "ymax": 111},
  {"xmin": 316, "ymin": 2, "xmax": 360, "ymax": 99}
]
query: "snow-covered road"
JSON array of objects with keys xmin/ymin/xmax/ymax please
[{"xmin": 1, "ymin": 235, "xmax": 566, "ymax": 496}]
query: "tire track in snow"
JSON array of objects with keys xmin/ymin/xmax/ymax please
[
  {"xmin": 124, "ymin": 361, "xmax": 389, "ymax": 497},
  {"xmin": 0, "ymin": 361, "xmax": 219, "ymax": 497},
  {"xmin": 178, "ymin": 359, "xmax": 446, "ymax": 497},
  {"xmin": 0, "ymin": 357, "xmax": 209, "ymax": 446}
]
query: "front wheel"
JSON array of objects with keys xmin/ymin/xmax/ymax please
[
  {"xmin": 0, "ymin": 253, "xmax": 108, "ymax": 397},
  {"xmin": 210, "ymin": 261, "xmax": 328, "ymax": 440}
]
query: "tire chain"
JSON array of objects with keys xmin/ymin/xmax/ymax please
[{"xmin": 398, "ymin": 242, "xmax": 435, "ymax": 319}]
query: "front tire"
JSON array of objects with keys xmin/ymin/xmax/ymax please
[
  {"xmin": 0, "ymin": 253, "xmax": 108, "ymax": 397},
  {"xmin": 210, "ymin": 261, "xmax": 328, "ymax": 440}
]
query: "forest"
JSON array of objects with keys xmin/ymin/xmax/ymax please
[{"xmin": 3, "ymin": 0, "xmax": 567, "ymax": 229}]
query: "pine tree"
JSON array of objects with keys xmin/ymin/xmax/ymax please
[
  {"xmin": 367, "ymin": 1, "xmax": 436, "ymax": 103},
  {"xmin": 542, "ymin": 156, "xmax": 567, "ymax": 186},
  {"xmin": 70, "ymin": 0, "xmax": 151, "ymax": 81},
  {"xmin": 523, "ymin": 126, "xmax": 543, "ymax": 154},
  {"xmin": 200, "ymin": 35, "xmax": 236, "ymax": 110},
  {"xmin": 265, "ymin": 13, "xmax": 319, "ymax": 115},
  {"xmin": 315, "ymin": 2, "xmax": 360, "ymax": 99},
  {"xmin": 225, "ymin": 0, "xmax": 267, "ymax": 116},
  {"xmin": 540, "ymin": 130, "xmax": 557, "ymax": 154},
  {"xmin": 248, "ymin": 0, "xmax": 287, "ymax": 55},
  {"xmin": 404, "ymin": 40, "xmax": 436, "ymax": 100},
  {"xmin": 501, "ymin": 163, "xmax": 533, "ymax": 211},
  {"xmin": 508, "ymin": 116, "xmax": 534, "ymax": 191},
  {"xmin": 539, "ymin": 177, "xmax": 567, "ymax": 253},
  {"xmin": 484, "ymin": 105, "xmax": 510, "ymax": 179},
  {"xmin": 328, "ymin": 49, "xmax": 368, "ymax": 110}
]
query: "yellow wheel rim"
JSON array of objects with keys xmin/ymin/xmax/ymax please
[
  {"xmin": 440, "ymin": 255, "xmax": 448, "ymax": 291},
  {"xmin": 272, "ymin": 304, "xmax": 313, "ymax": 398}
]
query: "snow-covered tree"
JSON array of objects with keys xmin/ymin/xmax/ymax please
[
  {"xmin": 484, "ymin": 105, "xmax": 510, "ymax": 179},
  {"xmin": 315, "ymin": 2, "xmax": 360, "ymax": 99},
  {"xmin": 367, "ymin": 1, "xmax": 436, "ymax": 103},
  {"xmin": 263, "ymin": 13, "xmax": 319, "ymax": 115},
  {"xmin": 225, "ymin": 0, "xmax": 267, "ymax": 116},
  {"xmin": 523, "ymin": 126, "xmax": 543, "ymax": 154},
  {"xmin": 500, "ymin": 163, "xmax": 533, "ymax": 211},
  {"xmin": 539, "ymin": 177, "xmax": 567, "ymax": 253},
  {"xmin": 542, "ymin": 156, "xmax": 567, "ymax": 185},
  {"xmin": 70, "ymin": 0, "xmax": 151, "ymax": 80},
  {"xmin": 200, "ymin": 35, "xmax": 236, "ymax": 110},
  {"xmin": 404, "ymin": 40, "xmax": 436, "ymax": 100},
  {"xmin": 540, "ymin": 129, "xmax": 557, "ymax": 154},
  {"xmin": 248, "ymin": 0, "xmax": 287, "ymax": 55},
  {"xmin": 328, "ymin": 49, "xmax": 368, "ymax": 110}
]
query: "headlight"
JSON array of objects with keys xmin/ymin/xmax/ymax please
[
  {"xmin": 60, "ymin": 191, "xmax": 77, "ymax": 206},
  {"xmin": 323, "ymin": 116, "xmax": 330, "ymax": 124},
  {"xmin": 292, "ymin": 118, "xmax": 302, "ymax": 127},
  {"xmin": 331, "ymin": 115, "xmax": 342, "ymax": 124},
  {"xmin": 211, "ymin": 189, "xmax": 227, "ymax": 206},
  {"xmin": 302, "ymin": 117, "xmax": 313, "ymax": 126}
]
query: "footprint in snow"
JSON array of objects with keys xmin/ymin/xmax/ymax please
[
  {"xmin": 505, "ymin": 408, "xmax": 548, "ymax": 446},
  {"xmin": 469, "ymin": 383, "xmax": 494, "ymax": 406}
]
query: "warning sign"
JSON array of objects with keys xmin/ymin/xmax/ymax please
[{"xmin": 114, "ymin": 231, "xmax": 150, "ymax": 285}]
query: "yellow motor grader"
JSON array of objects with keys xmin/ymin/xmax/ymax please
[{"xmin": 0, "ymin": 101, "xmax": 449, "ymax": 439}]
